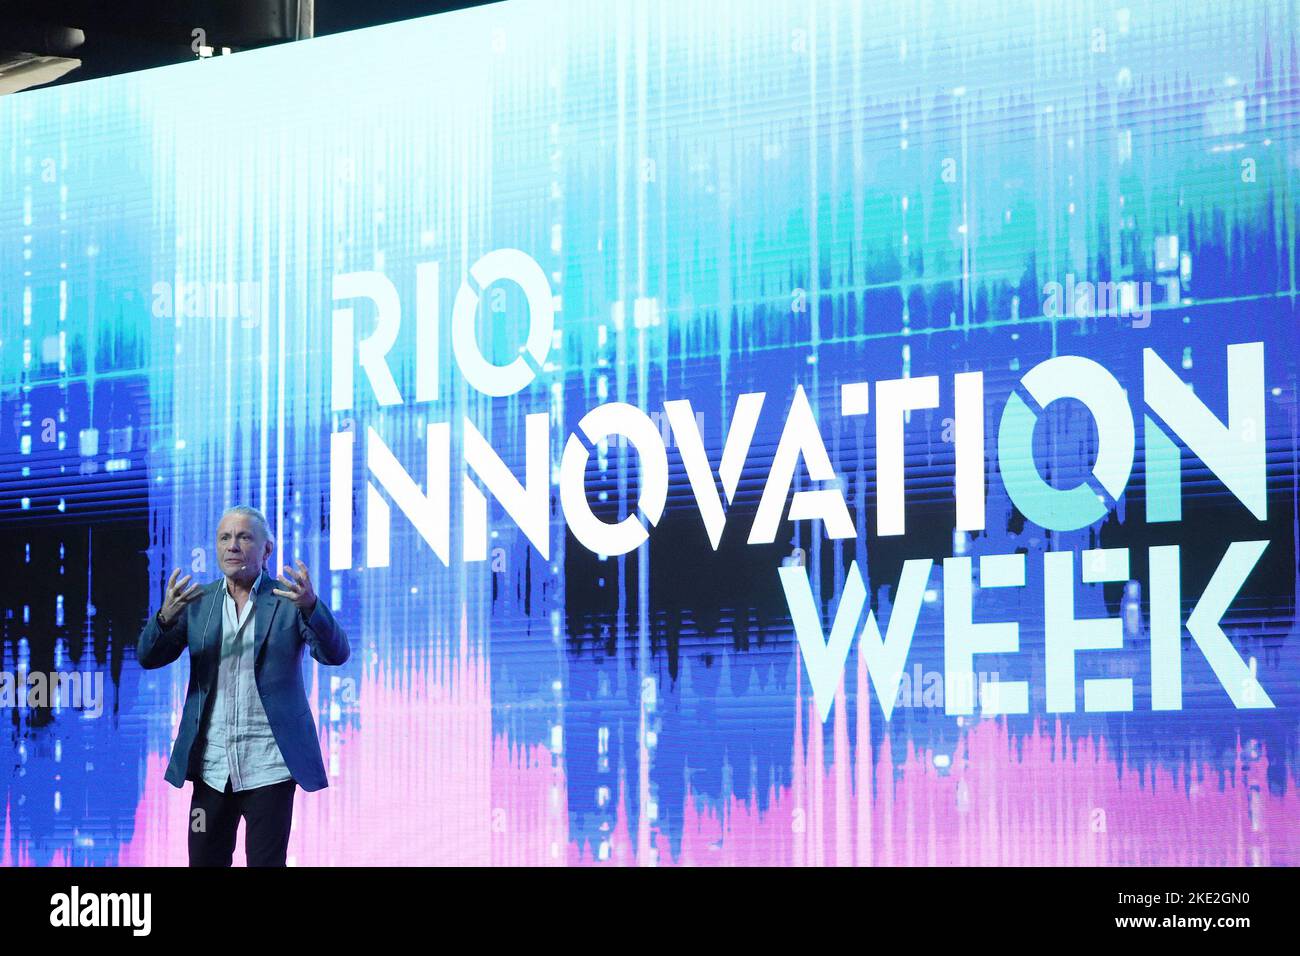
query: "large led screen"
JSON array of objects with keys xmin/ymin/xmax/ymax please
[{"xmin": 1, "ymin": 0, "xmax": 1298, "ymax": 865}]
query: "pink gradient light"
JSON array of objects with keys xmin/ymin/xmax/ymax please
[{"xmin": 20, "ymin": 612, "xmax": 1286, "ymax": 867}]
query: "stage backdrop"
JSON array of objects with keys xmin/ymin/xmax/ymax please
[{"xmin": 1, "ymin": 0, "xmax": 1298, "ymax": 865}]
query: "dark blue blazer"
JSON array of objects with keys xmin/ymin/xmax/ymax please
[{"xmin": 136, "ymin": 569, "xmax": 350, "ymax": 792}]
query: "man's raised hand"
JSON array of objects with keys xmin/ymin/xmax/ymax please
[
  {"xmin": 273, "ymin": 560, "xmax": 319, "ymax": 615},
  {"xmin": 160, "ymin": 567, "xmax": 203, "ymax": 627}
]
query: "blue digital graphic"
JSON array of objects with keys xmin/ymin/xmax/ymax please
[{"xmin": 0, "ymin": 0, "xmax": 1297, "ymax": 865}]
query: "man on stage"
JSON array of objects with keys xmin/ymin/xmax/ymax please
[{"xmin": 136, "ymin": 505, "xmax": 350, "ymax": 866}]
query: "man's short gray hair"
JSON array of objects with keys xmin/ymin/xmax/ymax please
[{"xmin": 220, "ymin": 505, "xmax": 273, "ymax": 542}]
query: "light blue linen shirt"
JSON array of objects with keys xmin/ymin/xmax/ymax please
[{"xmin": 199, "ymin": 571, "xmax": 294, "ymax": 792}]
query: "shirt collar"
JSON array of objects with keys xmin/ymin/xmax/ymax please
[{"xmin": 223, "ymin": 569, "xmax": 268, "ymax": 598}]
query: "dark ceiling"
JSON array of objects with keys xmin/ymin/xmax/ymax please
[{"xmin": 0, "ymin": 0, "xmax": 499, "ymax": 90}]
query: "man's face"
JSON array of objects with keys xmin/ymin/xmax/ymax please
[{"xmin": 215, "ymin": 513, "xmax": 271, "ymax": 584}]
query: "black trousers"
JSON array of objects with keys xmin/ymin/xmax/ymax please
[{"xmin": 188, "ymin": 777, "xmax": 297, "ymax": 867}]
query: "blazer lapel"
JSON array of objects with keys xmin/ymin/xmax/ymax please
[
  {"xmin": 253, "ymin": 569, "xmax": 281, "ymax": 667},
  {"xmin": 201, "ymin": 579, "xmax": 225, "ymax": 658},
  {"xmin": 198, "ymin": 580, "xmax": 226, "ymax": 697}
]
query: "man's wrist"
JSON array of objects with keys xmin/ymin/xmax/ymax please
[{"xmin": 156, "ymin": 609, "xmax": 174, "ymax": 629}]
